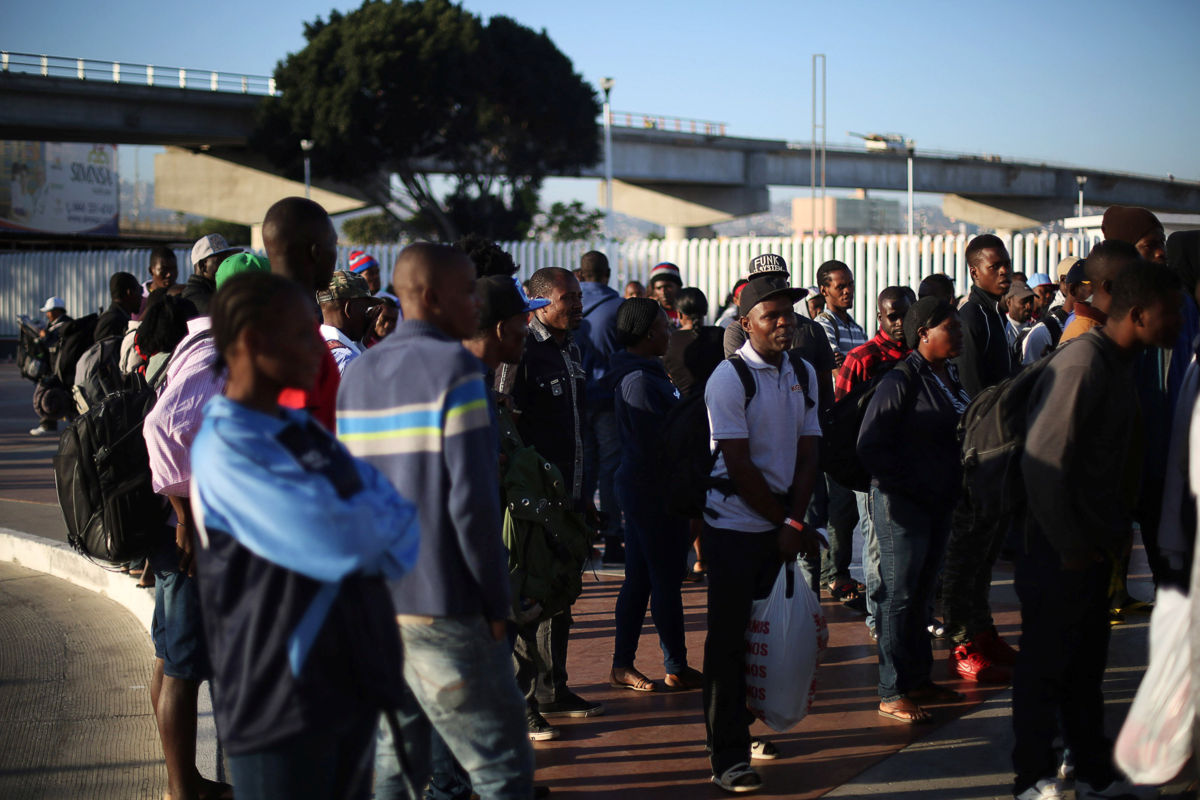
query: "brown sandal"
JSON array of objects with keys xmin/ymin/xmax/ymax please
[
  {"xmin": 878, "ymin": 697, "xmax": 932, "ymax": 724},
  {"xmin": 609, "ymin": 667, "xmax": 657, "ymax": 692},
  {"xmin": 663, "ymin": 666, "xmax": 703, "ymax": 691}
]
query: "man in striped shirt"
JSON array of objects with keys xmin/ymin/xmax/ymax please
[
  {"xmin": 337, "ymin": 242, "xmax": 534, "ymax": 800},
  {"xmin": 814, "ymin": 260, "xmax": 869, "ymax": 609}
]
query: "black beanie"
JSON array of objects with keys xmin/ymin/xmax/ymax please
[
  {"xmin": 903, "ymin": 296, "xmax": 952, "ymax": 350},
  {"xmin": 616, "ymin": 297, "xmax": 661, "ymax": 347}
]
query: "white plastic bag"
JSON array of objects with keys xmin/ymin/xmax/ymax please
[
  {"xmin": 1114, "ymin": 587, "xmax": 1193, "ymax": 785},
  {"xmin": 744, "ymin": 561, "xmax": 829, "ymax": 732}
]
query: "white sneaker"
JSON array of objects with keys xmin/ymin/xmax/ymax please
[
  {"xmin": 749, "ymin": 737, "xmax": 779, "ymax": 760},
  {"xmin": 712, "ymin": 762, "xmax": 761, "ymax": 794},
  {"xmin": 1014, "ymin": 778, "xmax": 1065, "ymax": 800},
  {"xmin": 1075, "ymin": 778, "xmax": 1158, "ymax": 799},
  {"xmin": 1057, "ymin": 748, "xmax": 1074, "ymax": 780},
  {"xmin": 29, "ymin": 425, "xmax": 55, "ymax": 436}
]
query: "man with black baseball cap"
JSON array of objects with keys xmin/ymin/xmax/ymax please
[{"xmin": 702, "ymin": 274, "xmax": 825, "ymax": 794}]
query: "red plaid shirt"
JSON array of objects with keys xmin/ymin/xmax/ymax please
[{"xmin": 834, "ymin": 330, "xmax": 909, "ymax": 400}]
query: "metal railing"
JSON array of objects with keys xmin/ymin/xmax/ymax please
[
  {"xmin": 608, "ymin": 110, "xmax": 727, "ymax": 137},
  {"xmin": 0, "ymin": 51, "xmax": 277, "ymax": 95}
]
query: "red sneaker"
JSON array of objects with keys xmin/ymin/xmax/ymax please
[
  {"xmin": 950, "ymin": 642, "xmax": 1011, "ymax": 684},
  {"xmin": 973, "ymin": 628, "xmax": 1018, "ymax": 666}
]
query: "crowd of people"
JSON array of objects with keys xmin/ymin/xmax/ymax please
[{"xmin": 24, "ymin": 199, "xmax": 1200, "ymax": 800}]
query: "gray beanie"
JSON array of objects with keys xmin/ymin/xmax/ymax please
[{"xmin": 616, "ymin": 297, "xmax": 661, "ymax": 347}]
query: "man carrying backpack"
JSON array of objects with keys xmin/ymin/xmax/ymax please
[
  {"xmin": 29, "ymin": 296, "xmax": 73, "ymax": 436},
  {"xmin": 942, "ymin": 234, "xmax": 1019, "ymax": 684},
  {"xmin": 832, "ymin": 286, "xmax": 912, "ymax": 638},
  {"xmin": 1011, "ymin": 261, "xmax": 1181, "ymax": 800},
  {"xmin": 1020, "ymin": 257, "xmax": 1084, "ymax": 366},
  {"xmin": 95, "ymin": 272, "xmax": 143, "ymax": 342},
  {"xmin": 702, "ymin": 275, "xmax": 824, "ymax": 794}
]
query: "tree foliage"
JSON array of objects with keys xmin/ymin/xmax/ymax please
[
  {"xmin": 341, "ymin": 212, "xmax": 405, "ymax": 244},
  {"xmin": 185, "ymin": 218, "xmax": 251, "ymax": 245},
  {"xmin": 531, "ymin": 201, "xmax": 604, "ymax": 242},
  {"xmin": 253, "ymin": 0, "xmax": 600, "ymax": 242}
]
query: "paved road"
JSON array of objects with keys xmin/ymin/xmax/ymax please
[
  {"xmin": 0, "ymin": 365, "xmax": 66, "ymax": 543},
  {"xmin": 0, "ymin": 561, "xmax": 164, "ymax": 799}
]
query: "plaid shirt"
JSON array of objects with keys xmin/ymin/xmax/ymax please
[{"xmin": 834, "ymin": 329, "xmax": 909, "ymax": 401}]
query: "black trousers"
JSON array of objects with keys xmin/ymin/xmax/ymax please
[
  {"xmin": 1011, "ymin": 527, "xmax": 1116, "ymax": 795},
  {"xmin": 701, "ymin": 524, "xmax": 780, "ymax": 775},
  {"xmin": 513, "ymin": 612, "xmax": 571, "ymax": 711}
]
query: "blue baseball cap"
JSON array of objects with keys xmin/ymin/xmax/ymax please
[
  {"xmin": 1028, "ymin": 272, "xmax": 1053, "ymax": 288},
  {"xmin": 478, "ymin": 275, "xmax": 548, "ymax": 327}
]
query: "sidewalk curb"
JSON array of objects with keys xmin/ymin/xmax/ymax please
[
  {"xmin": 0, "ymin": 525, "xmax": 222, "ymax": 781},
  {"xmin": 0, "ymin": 526, "xmax": 155, "ymax": 633}
]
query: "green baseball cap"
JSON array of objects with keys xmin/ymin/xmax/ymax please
[{"xmin": 215, "ymin": 252, "xmax": 271, "ymax": 289}]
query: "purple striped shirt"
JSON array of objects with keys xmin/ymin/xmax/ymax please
[{"xmin": 144, "ymin": 318, "xmax": 225, "ymax": 497}]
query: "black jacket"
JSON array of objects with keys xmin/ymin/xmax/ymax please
[
  {"xmin": 857, "ymin": 351, "xmax": 970, "ymax": 512},
  {"xmin": 181, "ymin": 273, "xmax": 216, "ymax": 314},
  {"xmin": 953, "ymin": 284, "xmax": 1014, "ymax": 397},
  {"xmin": 94, "ymin": 302, "xmax": 131, "ymax": 342}
]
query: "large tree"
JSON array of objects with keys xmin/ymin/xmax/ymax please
[{"xmin": 253, "ymin": 0, "xmax": 600, "ymax": 241}]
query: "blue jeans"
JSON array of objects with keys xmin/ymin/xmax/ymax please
[
  {"xmin": 374, "ymin": 616, "xmax": 533, "ymax": 800},
  {"xmin": 857, "ymin": 490, "xmax": 880, "ymax": 633},
  {"xmin": 870, "ymin": 487, "xmax": 950, "ymax": 701},
  {"xmin": 149, "ymin": 540, "xmax": 210, "ymax": 682},
  {"xmin": 612, "ymin": 480, "xmax": 690, "ymax": 674},
  {"xmin": 227, "ymin": 710, "xmax": 376, "ymax": 800}
]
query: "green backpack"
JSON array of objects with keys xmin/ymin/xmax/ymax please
[{"xmin": 497, "ymin": 405, "xmax": 593, "ymax": 622}]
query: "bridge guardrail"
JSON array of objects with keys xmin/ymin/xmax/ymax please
[
  {"xmin": 609, "ymin": 110, "xmax": 727, "ymax": 136},
  {"xmin": 0, "ymin": 51, "xmax": 277, "ymax": 96}
]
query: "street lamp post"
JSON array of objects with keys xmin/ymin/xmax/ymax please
[
  {"xmin": 300, "ymin": 139, "xmax": 314, "ymax": 199},
  {"xmin": 600, "ymin": 77, "xmax": 615, "ymax": 261},
  {"xmin": 1076, "ymin": 175, "xmax": 1087, "ymax": 252},
  {"xmin": 906, "ymin": 140, "xmax": 916, "ymax": 238}
]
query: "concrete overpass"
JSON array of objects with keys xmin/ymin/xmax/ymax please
[{"xmin": 4, "ymin": 55, "xmax": 1198, "ymax": 235}]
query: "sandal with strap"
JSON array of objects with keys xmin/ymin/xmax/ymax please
[
  {"xmin": 878, "ymin": 697, "xmax": 932, "ymax": 724},
  {"xmin": 609, "ymin": 667, "xmax": 657, "ymax": 692},
  {"xmin": 828, "ymin": 578, "xmax": 862, "ymax": 602}
]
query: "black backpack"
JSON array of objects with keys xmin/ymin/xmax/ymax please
[
  {"xmin": 821, "ymin": 360, "xmax": 917, "ymax": 492},
  {"xmin": 53, "ymin": 313, "xmax": 98, "ymax": 386},
  {"xmin": 72, "ymin": 335, "xmax": 125, "ymax": 412},
  {"xmin": 661, "ymin": 350, "xmax": 813, "ymax": 520},
  {"xmin": 17, "ymin": 317, "xmax": 49, "ymax": 383},
  {"xmin": 53, "ymin": 331, "xmax": 209, "ymax": 564},
  {"xmin": 958, "ymin": 342, "xmax": 1067, "ymax": 519}
]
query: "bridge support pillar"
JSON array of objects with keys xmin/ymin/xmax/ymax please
[{"xmin": 602, "ymin": 180, "xmax": 769, "ymax": 240}]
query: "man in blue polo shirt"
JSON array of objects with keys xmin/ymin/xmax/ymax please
[{"xmin": 702, "ymin": 276, "xmax": 825, "ymax": 795}]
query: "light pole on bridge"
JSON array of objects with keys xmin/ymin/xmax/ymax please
[
  {"xmin": 300, "ymin": 139, "xmax": 314, "ymax": 200},
  {"xmin": 600, "ymin": 77, "xmax": 615, "ymax": 262}
]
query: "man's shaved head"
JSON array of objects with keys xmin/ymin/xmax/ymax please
[
  {"xmin": 393, "ymin": 242, "xmax": 480, "ymax": 339},
  {"xmin": 262, "ymin": 196, "xmax": 338, "ymax": 291},
  {"xmin": 1085, "ymin": 240, "xmax": 1140, "ymax": 286}
]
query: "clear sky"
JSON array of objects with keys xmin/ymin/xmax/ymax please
[{"xmin": 8, "ymin": 0, "xmax": 1199, "ymax": 207}]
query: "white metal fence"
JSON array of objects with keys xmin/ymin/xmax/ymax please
[{"xmin": 0, "ymin": 233, "xmax": 1099, "ymax": 339}]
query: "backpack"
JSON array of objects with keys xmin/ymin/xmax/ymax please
[
  {"xmin": 72, "ymin": 335, "xmax": 125, "ymax": 413},
  {"xmin": 53, "ymin": 331, "xmax": 210, "ymax": 565},
  {"xmin": 496, "ymin": 404, "xmax": 592, "ymax": 622},
  {"xmin": 821, "ymin": 360, "xmax": 917, "ymax": 492},
  {"xmin": 661, "ymin": 349, "xmax": 814, "ymax": 520},
  {"xmin": 958, "ymin": 343, "xmax": 1066, "ymax": 519},
  {"xmin": 16, "ymin": 317, "xmax": 49, "ymax": 382},
  {"xmin": 53, "ymin": 313, "xmax": 98, "ymax": 386}
]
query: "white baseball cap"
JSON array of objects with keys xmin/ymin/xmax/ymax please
[
  {"xmin": 191, "ymin": 234, "xmax": 242, "ymax": 268},
  {"xmin": 40, "ymin": 296, "xmax": 65, "ymax": 312}
]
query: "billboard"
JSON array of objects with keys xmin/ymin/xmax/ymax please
[{"xmin": 0, "ymin": 141, "xmax": 119, "ymax": 235}]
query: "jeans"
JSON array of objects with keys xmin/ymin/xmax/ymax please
[
  {"xmin": 584, "ymin": 408, "xmax": 623, "ymax": 539},
  {"xmin": 513, "ymin": 612, "xmax": 571, "ymax": 710},
  {"xmin": 149, "ymin": 540, "xmax": 210, "ymax": 682},
  {"xmin": 1011, "ymin": 527, "xmax": 1115, "ymax": 795},
  {"xmin": 821, "ymin": 475, "xmax": 860, "ymax": 585},
  {"xmin": 702, "ymin": 525, "xmax": 781, "ymax": 775},
  {"xmin": 857, "ymin": 490, "xmax": 880, "ymax": 633},
  {"xmin": 941, "ymin": 486, "xmax": 1008, "ymax": 644},
  {"xmin": 374, "ymin": 616, "xmax": 533, "ymax": 800},
  {"xmin": 870, "ymin": 487, "xmax": 950, "ymax": 701},
  {"xmin": 227, "ymin": 710, "xmax": 376, "ymax": 800},
  {"xmin": 612, "ymin": 481, "xmax": 691, "ymax": 674}
]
